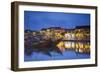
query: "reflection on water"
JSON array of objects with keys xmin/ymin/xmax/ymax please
[
  {"xmin": 65, "ymin": 41, "xmax": 75, "ymax": 49},
  {"xmin": 24, "ymin": 50, "xmax": 90, "ymax": 61},
  {"xmin": 24, "ymin": 40, "xmax": 90, "ymax": 62},
  {"xmin": 64, "ymin": 41, "xmax": 90, "ymax": 53}
]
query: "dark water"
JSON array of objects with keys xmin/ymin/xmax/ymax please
[{"xmin": 24, "ymin": 50, "xmax": 90, "ymax": 62}]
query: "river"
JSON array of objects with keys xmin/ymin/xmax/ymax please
[{"xmin": 24, "ymin": 49, "xmax": 90, "ymax": 62}]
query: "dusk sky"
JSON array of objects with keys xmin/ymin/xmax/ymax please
[{"xmin": 24, "ymin": 11, "xmax": 90, "ymax": 31}]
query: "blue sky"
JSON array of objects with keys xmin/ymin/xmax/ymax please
[{"xmin": 24, "ymin": 11, "xmax": 90, "ymax": 31}]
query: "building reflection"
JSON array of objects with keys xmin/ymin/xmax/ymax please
[{"xmin": 64, "ymin": 41, "xmax": 90, "ymax": 53}]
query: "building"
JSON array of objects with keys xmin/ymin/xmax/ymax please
[
  {"xmin": 75, "ymin": 25, "xmax": 90, "ymax": 40},
  {"xmin": 64, "ymin": 29, "xmax": 75, "ymax": 40}
]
